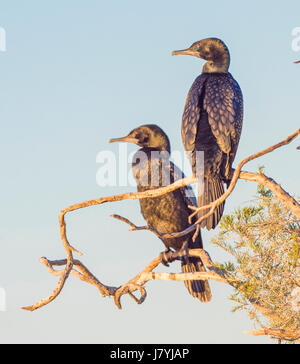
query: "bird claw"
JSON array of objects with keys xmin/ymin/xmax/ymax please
[
  {"xmin": 159, "ymin": 242, "xmax": 190, "ymax": 267},
  {"xmin": 159, "ymin": 249, "xmax": 172, "ymax": 267}
]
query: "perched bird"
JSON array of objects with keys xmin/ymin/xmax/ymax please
[
  {"xmin": 173, "ymin": 38, "xmax": 243, "ymax": 230},
  {"xmin": 110, "ymin": 124, "xmax": 212, "ymax": 302}
]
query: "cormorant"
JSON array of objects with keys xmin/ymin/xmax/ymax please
[
  {"xmin": 110, "ymin": 124, "xmax": 212, "ymax": 302},
  {"xmin": 173, "ymin": 38, "xmax": 243, "ymax": 230}
]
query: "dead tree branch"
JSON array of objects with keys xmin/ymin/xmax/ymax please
[{"xmin": 23, "ymin": 128, "xmax": 300, "ymax": 345}]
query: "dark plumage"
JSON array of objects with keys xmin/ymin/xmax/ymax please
[
  {"xmin": 110, "ymin": 124, "xmax": 212, "ymax": 302},
  {"xmin": 173, "ymin": 38, "xmax": 243, "ymax": 230}
]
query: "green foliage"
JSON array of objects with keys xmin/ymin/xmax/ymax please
[{"xmin": 212, "ymin": 186, "xmax": 300, "ymax": 341}]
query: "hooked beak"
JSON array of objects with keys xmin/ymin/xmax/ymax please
[
  {"xmin": 172, "ymin": 48, "xmax": 199, "ymax": 57},
  {"xmin": 109, "ymin": 136, "xmax": 140, "ymax": 145}
]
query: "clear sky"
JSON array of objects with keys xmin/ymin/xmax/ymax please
[{"xmin": 0, "ymin": 0, "xmax": 299, "ymax": 344}]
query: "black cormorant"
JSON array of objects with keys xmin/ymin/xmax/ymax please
[
  {"xmin": 110, "ymin": 124, "xmax": 212, "ymax": 302},
  {"xmin": 173, "ymin": 38, "xmax": 243, "ymax": 230}
]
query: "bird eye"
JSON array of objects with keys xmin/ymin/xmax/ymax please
[{"xmin": 194, "ymin": 46, "xmax": 198, "ymax": 50}]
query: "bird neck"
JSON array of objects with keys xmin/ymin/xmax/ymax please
[
  {"xmin": 143, "ymin": 137, "xmax": 171, "ymax": 154},
  {"xmin": 141, "ymin": 146, "xmax": 171, "ymax": 155},
  {"xmin": 202, "ymin": 43, "xmax": 230, "ymax": 73},
  {"xmin": 202, "ymin": 58, "xmax": 229, "ymax": 73}
]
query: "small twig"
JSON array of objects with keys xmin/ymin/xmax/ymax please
[
  {"xmin": 111, "ymin": 214, "xmax": 163, "ymax": 239},
  {"xmin": 111, "ymin": 214, "xmax": 197, "ymax": 240}
]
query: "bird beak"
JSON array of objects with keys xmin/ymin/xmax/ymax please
[
  {"xmin": 109, "ymin": 136, "xmax": 140, "ymax": 145},
  {"xmin": 172, "ymin": 48, "xmax": 199, "ymax": 57},
  {"xmin": 294, "ymin": 60, "xmax": 300, "ymax": 64}
]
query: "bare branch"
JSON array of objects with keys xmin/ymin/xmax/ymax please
[
  {"xmin": 61, "ymin": 176, "xmax": 196, "ymax": 216},
  {"xmin": 239, "ymin": 171, "xmax": 300, "ymax": 217},
  {"xmin": 23, "ymin": 127, "xmax": 300, "ymax": 345},
  {"xmin": 110, "ymin": 214, "xmax": 197, "ymax": 240},
  {"xmin": 22, "ymin": 257, "xmax": 117, "ymax": 311},
  {"xmin": 111, "ymin": 214, "xmax": 163, "ymax": 239}
]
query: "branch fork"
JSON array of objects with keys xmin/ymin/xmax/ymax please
[{"xmin": 23, "ymin": 129, "xmax": 300, "ymax": 343}]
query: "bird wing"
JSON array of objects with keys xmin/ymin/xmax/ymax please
[
  {"xmin": 181, "ymin": 74, "xmax": 208, "ymax": 153},
  {"xmin": 170, "ymin": 161, "xmax": 197, "ymax": 208},
  {"xmin": 170, "ymin": 161, "xmax": 203, "ymax": 249},
  {"xmin": 203, "ymin": 73, "xmax": 243, "ymax": 154}
]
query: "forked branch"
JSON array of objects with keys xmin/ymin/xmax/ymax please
[{"xmin": 23, "ymin": 129, "xmax": 300, "ymax": 344}]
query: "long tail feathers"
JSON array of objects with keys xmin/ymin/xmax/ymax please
[
  {"xmin": 197, "ymin": 176, "xmax": 225, "ymax": 230},
  {"xmin": 181, "ymin": 257, "xmax": 212, "ymax": 302}
]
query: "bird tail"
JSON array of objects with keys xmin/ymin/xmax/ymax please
[
  {"xmin": 181, "ymin": 257, "xmax": 212, "ymax": 302},
  {"xmin": 197, "ymin": 176, "xmax": 225, "ymax": 230}
]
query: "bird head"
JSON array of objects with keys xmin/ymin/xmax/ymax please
[
  {"xmin": 109, "ymin": 124, "xmax": 171, "ymax": 153},
  {"xmin": 172, "ymin": 37, "xmax": 230, "ymax": 73}
]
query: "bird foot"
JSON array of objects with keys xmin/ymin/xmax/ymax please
[
  {"xmin": 222, "ymin": 167, "xmax": 234, "ymax": 188},
  {"xmin": 159, "ymin": 248, "xmax": 173, "ymax": 267},
  {"xmin": 159, "ymin": 242, "xmax": 190, "ymax": 267}
]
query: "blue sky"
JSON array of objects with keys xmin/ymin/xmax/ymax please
[{"xmin": 0, "ymin": 0, "xmax": 299, "ymax": 344}]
